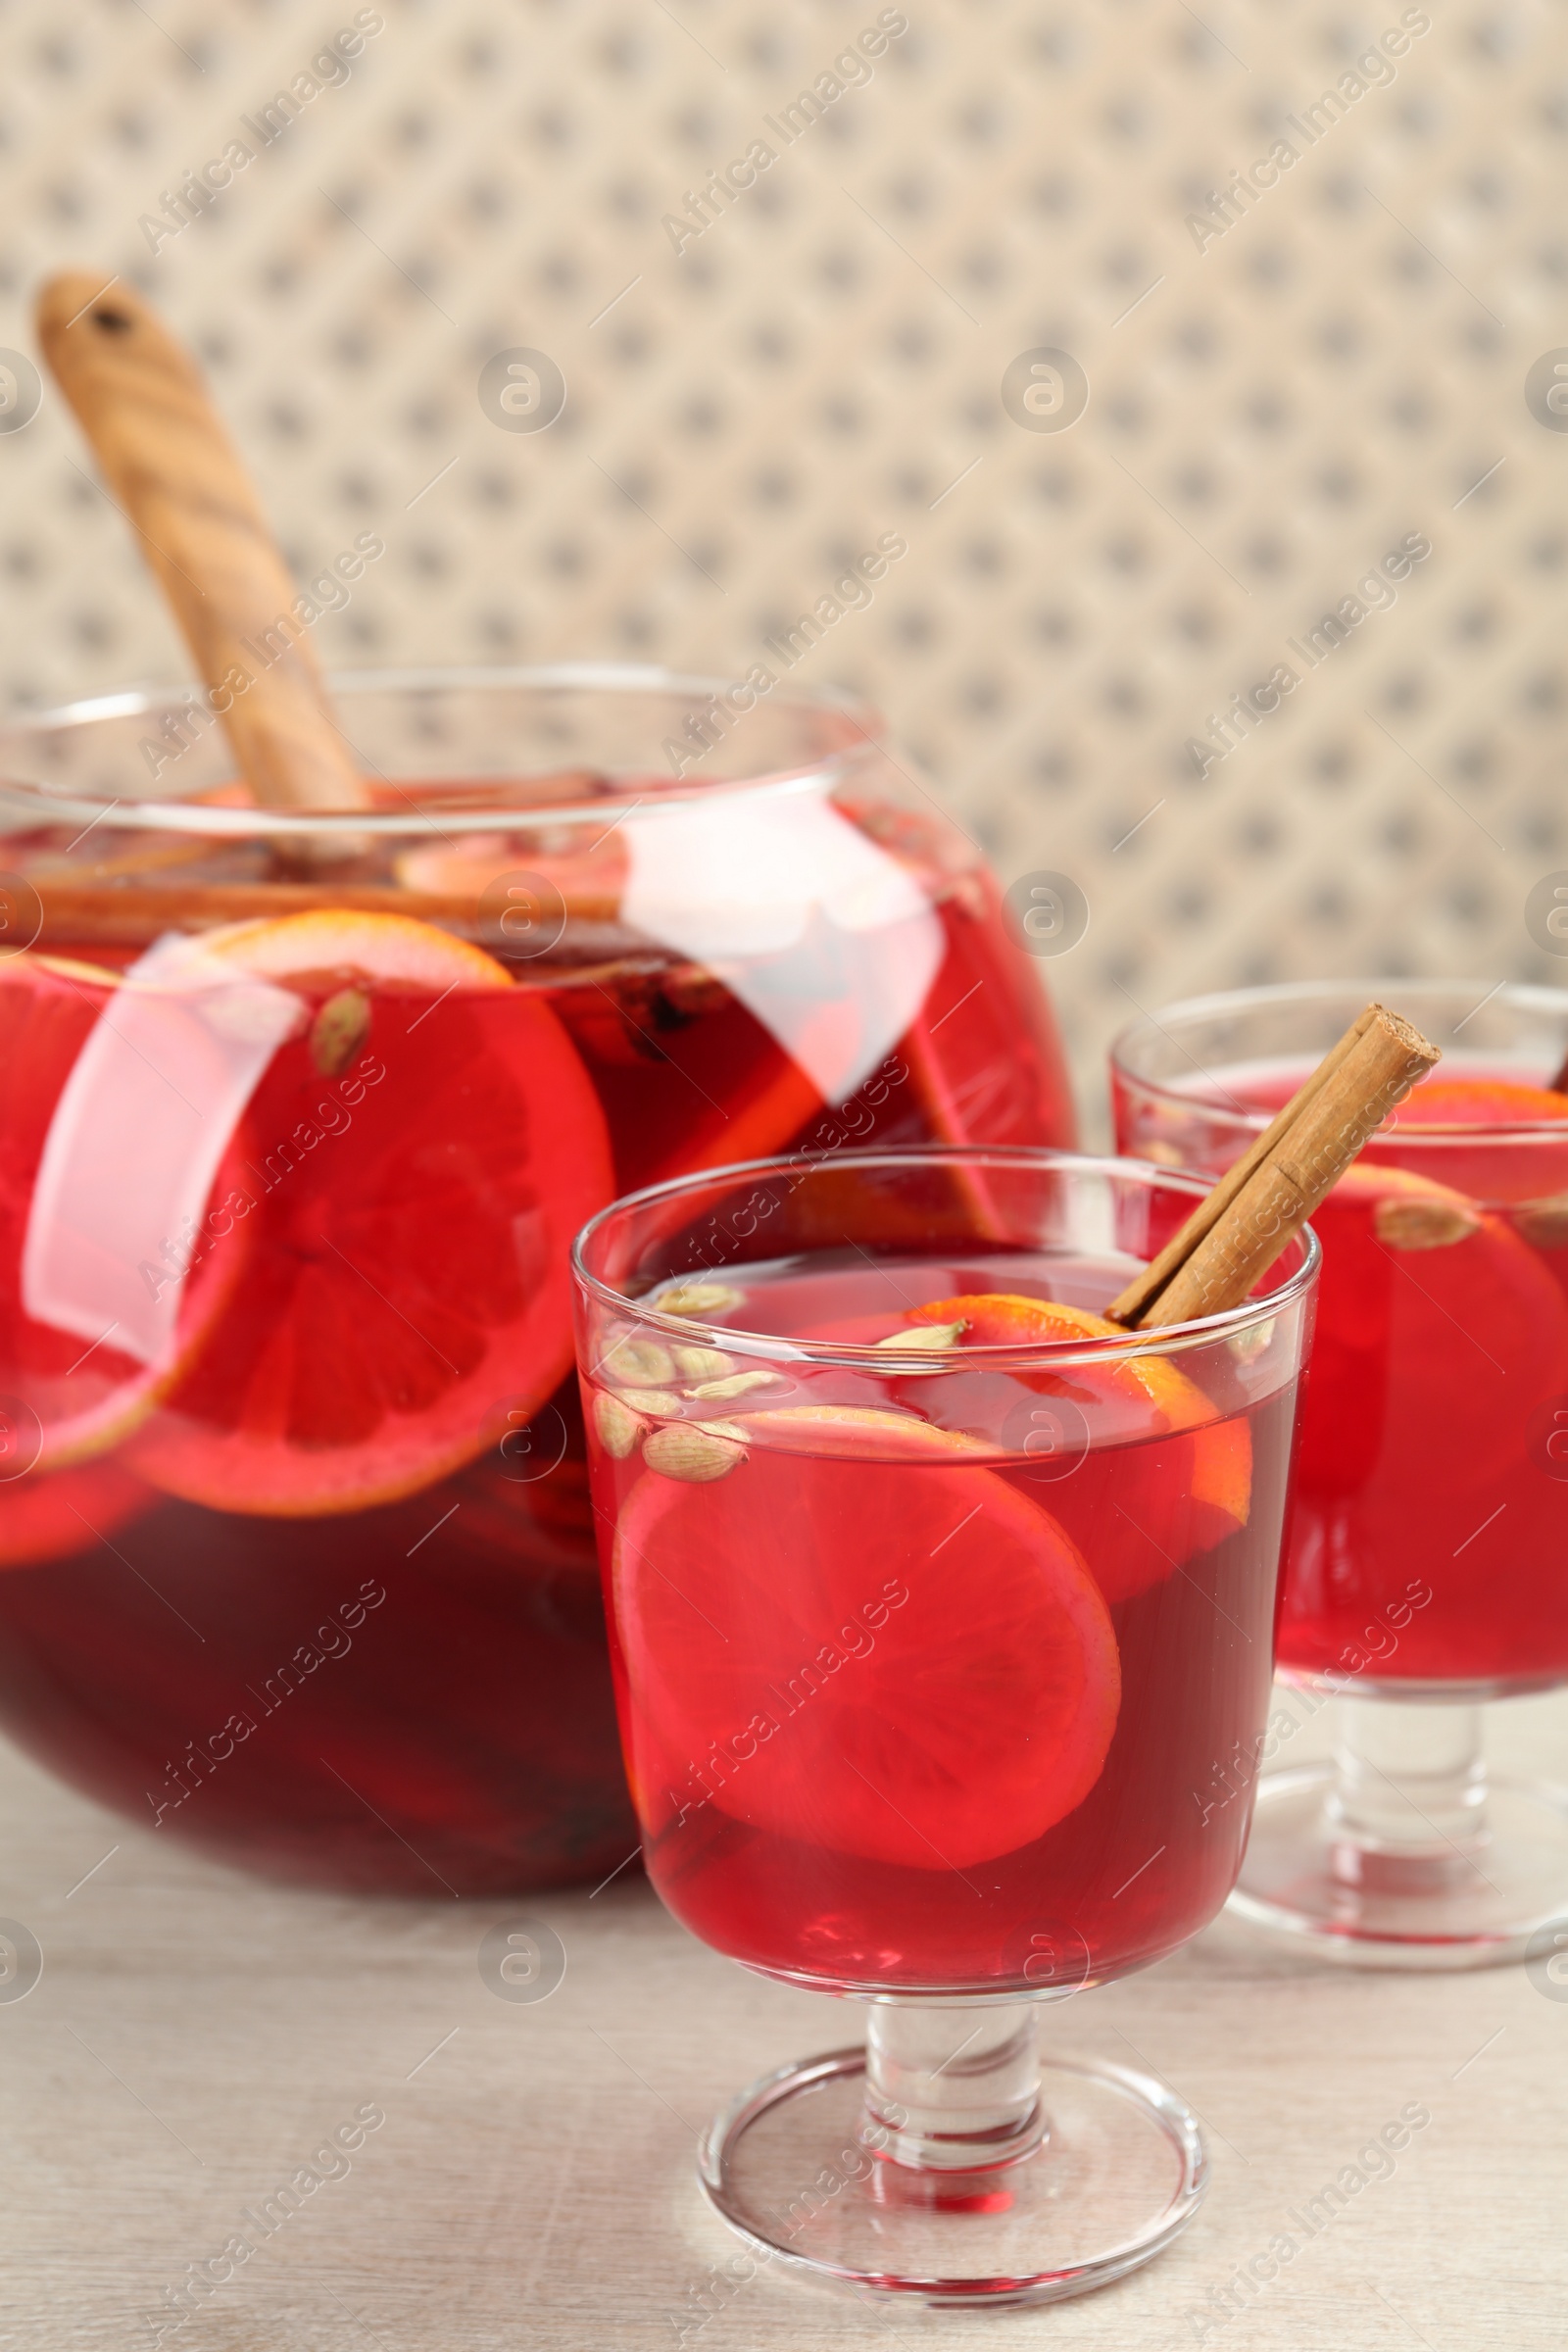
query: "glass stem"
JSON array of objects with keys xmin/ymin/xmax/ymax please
[
  {"xmin": 1324, "ymin": 1693, "xmax": 1489, "ymax": 1889},
  {"xmin": 863, "ymin": 2002, "xmax": 1045, "ymax": 2173}
]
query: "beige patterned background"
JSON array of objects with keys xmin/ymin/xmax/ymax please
[{"xmin": 1, "ymin": 0, "xmax": 1564, "ymax": 1119}]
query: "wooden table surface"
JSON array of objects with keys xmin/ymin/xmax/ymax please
[{"xmin": 3, "ymin": 1690, "xmax": 1565, "ymax": 2352}]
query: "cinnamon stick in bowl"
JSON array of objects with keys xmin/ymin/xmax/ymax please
[
  {"xmin": 35, "ymin": 271, "xmax": 371, "ymax": 826},
  {"xmin": 1109, "ymin": 1004, "xmax": 1440, "ymax": 1330}
]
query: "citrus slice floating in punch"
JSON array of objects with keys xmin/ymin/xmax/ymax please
[
  {"xmin": 733, "ymin": 1404, "xmax": 991, "ymax": 1460},
  {"xmin": 903, "ymin": 1295, "xmax": 1253, "ymax": 1595},
  {"xmin": 1297, "ymin": 1161, "xmax": 1568, "ymax": 1499},
  {"xmin": 129, "ymin": 911, "xmax": 614, "ymax": 1516},
  {"xmin": 615, "ymin": 1440, "xmax": 1121, "ymax": 1869},
  {"xmin": 1394, "ymin": 1077, "xmax": 1568, "ymax": 1127}
]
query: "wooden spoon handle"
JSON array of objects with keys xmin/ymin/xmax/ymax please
[{"xmin": 36, "ymin": 270, "xmax": 371, "ymax": 815}]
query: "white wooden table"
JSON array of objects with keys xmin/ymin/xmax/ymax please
[{"xmin": 3, "ymin": 1690, "xmax": 1565, "ymax": 2351}]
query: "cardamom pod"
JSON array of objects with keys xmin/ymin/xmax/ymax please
[
  {"xmin": 642, "ymin": 1424, "xmax": 747, "ymax": 1482},
  {"xmin": 684, "ymin": 1369, "xmax": 782, "ymax": 1400},
  {"xmin": 310, "ymin": 987, "xmax": 372, "ymax": 1077},
  {"xmin": 1373, "ymin": 1196, "xmax": 1482, "ymax": 1250},
  {"xmin": 671, "ymin": 1345, "xmax": 735, "ymax": 1381},
  {"xmin": 874, "ymin": 1322, "xmax": 966, "ymax": 1351},
  {"xmin": 591, "ymin": 1391, "xmax": 646, "ymax": 1460},
  {"xmin": 653, "ymin": 1282, "xmax": 746, "ymax": 1318},
  {"xmin": 615, "ymin": 1388, "xmax": 680, "ymax": 1416},
  {"xmin": 1514, "ymin": 1192, "xmax": 1568, "ymax": 1250},
  {"xmin": 601, "ymin": 1336, "xmax": 677, "ymax": 1388}
]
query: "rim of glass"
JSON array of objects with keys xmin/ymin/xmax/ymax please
[
  {"xmin": 0, "ymin": 662, "xmax": 884, "ymax": 840},
  {"xmin": 1109, "ymin": 978, "xmax": 1568, "ymax": 1145},
  {"xmin": 571, "ymin": 1146, "xmax": 1321, "ymax": 1372}
]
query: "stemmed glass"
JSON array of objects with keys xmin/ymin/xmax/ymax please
[
  {"xmin": 570, "ymin": 1146, "xmax": 1317, "ymax": 2303},
  {"xmin": 1112, "ymin": 980, "xmax": 1568, "ymax": 1966}
]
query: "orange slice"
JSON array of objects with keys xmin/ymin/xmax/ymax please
[
  {"xmin": 197, "ymin": 907, "xmax": 516, "ymax": 993},
  {"xmin": 128, "ymin": 911, "xmax": 613, "ymax": 1515},
  {"xmin": 906, "ymin": 1294, "xmax": 1252, "ymax": 1574},
  {"xmin": 1396, "ymin": 1077, "xmax": 1568, "ymax": 1128},
  {"xmin": 1333, "ymin": 1160, "xmax": 1483, "ymax": 1249},
  {"xmin": 911, "ymin": 1293, "xmax": 1218, "ymax": 1428},
  {"xmin": 1298, "ymin": 1157, "xmax": 1568, "ymax": 1498},
  {"xmin": 614, "ymin": 1449, "xmax": 1120, "ymax": 1868},
  {"xmin": 736, "ymin": 1404, "xmax": 991, "ymax": 1460}
]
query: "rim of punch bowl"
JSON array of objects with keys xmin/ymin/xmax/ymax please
[{"xmin": 0, "ymin": 662, "xmax": 885, "ymax": 840}]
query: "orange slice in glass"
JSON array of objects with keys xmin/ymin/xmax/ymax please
[
  {"xmin": 1299, "ymin": 1159, "xmax": 1568, "ymax": 1497},
  {"xmin": 615, "ymin": 1444, "xmax": 1120, "ymax": 1869},
  {"xmin": 906, "ymin": 1294, "xmax": 1252, "ymax": 1580},
  {"xmin": 734, "ymin": 1404, "xmax": 991, "ymax": 1460},
  {"xmin": 128, "ymin": 912, "xmax": 613, "ymax": 1515},
  {"xmin": 1395, "ymin": 1077, "xmax": 1568, "ymax": 1127}
]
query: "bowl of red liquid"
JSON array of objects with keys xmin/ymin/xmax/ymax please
[
  {"xmin": 0, "ymin": 666, "xmax": 1075, "ymax": 1893},
  {"xmin": 1112, "ymin": 979, "xmax": 1568, "ymax": 1965},
  {"xmin": 572, "ymin": 1147, "xmax": 1318, "ymax": 2304}
]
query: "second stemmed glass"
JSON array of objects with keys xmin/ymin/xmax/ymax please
[
  {"xmin": 571, "ymin": 1147, "xmax": 1317, "ymax": 2305},
  {"xmin": 1112, "ymin": 980, "xmax": 1568, "ymax": 1968}
]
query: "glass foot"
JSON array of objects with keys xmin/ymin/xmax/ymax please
[
  {"xmin": 1230, "ymin": 1760, "xmax": 1568, "ymax": 1967},
  {"xmin": 698, "ymin": 2041, "xmax": 1205, "ymax": 2308}
]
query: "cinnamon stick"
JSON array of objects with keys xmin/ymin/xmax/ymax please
[
  {"xmin": 29, "ymin": 876, "xmax": 625, "ymax": 942},
  {"xmin": 1110, "ymin": 1004, "xmax": 1379, "ymax": 1328},
  {"xmin": 35, "ymin": 271, "xmax": 371, "ymax": 818},
  {"xmin": 21, "ymin": 836, "xmax": 980, "ymax": 947},
  {"xmin": 1109, "ymin": 1004, "xmax": 1440, "ymax": 1330}
]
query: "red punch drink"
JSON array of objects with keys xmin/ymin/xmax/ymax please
[
  {"xmin": 1112, "ymin": 982, "xmax": 1568, "ymax": 1966},
  {"xmin": 571, "ymin": 1149, "xmax": 1318, "ymax": 2304},
  {"xmin": 574, "ymin": 1155, "xmax": 1316, "ymax": 1995},
  {"xmin": 0, "ymin": 671, "xmax": 1074, "ymax": 1893},
  {"xmin": 1113, "ymin": 1036, "xmax": 1568, "ymax": 1689}
]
